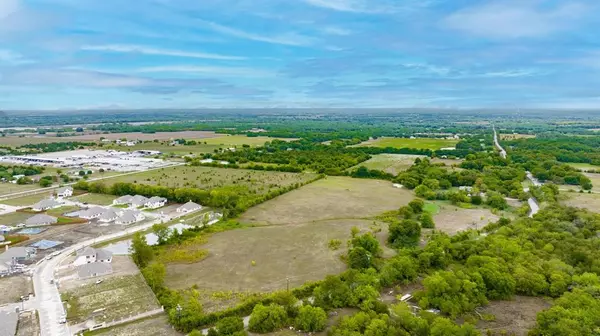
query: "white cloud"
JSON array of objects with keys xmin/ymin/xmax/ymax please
[
  {"xmin": 322, "ymin": 26, "xmax": 352, "ymax": 36},
  {"xmin": 302, "ymin": 0, "xmax": 436, "ymax": 14},
  {"xmin": 0, "ymin": 49, "xmax": 30, "ymax": 64},
  {"xmin": 205, "ymin": 21, "xmax": 315, "ymax": 46},
  {"xmin": 81, "ymin": 44, "xmax": 246, "ymax": 60},
  {"xmin": 136, "ymin": 65, "xmax": 274, "ymax": 77},
  {"xmin": 444, "ymin": 1, "xmax": 587, "ymax": 39}
]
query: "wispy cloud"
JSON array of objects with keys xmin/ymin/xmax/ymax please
[
  {"xmin": 321, "ymin": 26, "xmax": 352, "ymax": 36},
  {"xmin": 204, "ymin": 21, "xmax": 315, "ymax": 46},
  {"xmin": 444, "ymin": 1, "xmax": 588, "ymax": 39},
  {"xmin": 81, "ymin": 44, "xmax": 246, "ymax": 60},
  {"xmin": 136, "ymin": 65, "xmax": 274, "ymax": 77},
  {"xmin": 0, "ymin": 49, "xmax": 31, "ymax": 65},
  {"xmin": 302, "ymin": 0, "xmax": 436, "ymax": 14}
]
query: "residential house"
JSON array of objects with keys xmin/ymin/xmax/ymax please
[
  {"xmin": 0, "ymin": 225, "xmax": 12, "ymax": 234},
  {"xmin": 73, "ymin": 247, "xmax": 113, "ymax": 266},
  {"xmin": 130, "ymin": 195, "xmax": 149, "ymax": 207},
  {"xmin": 31, "ymin": 199, "xmax": 62, "ymax": 212},
  {"xmin": 177, "ymin": 201, "xmax": 202, "ymax": 214},
  {"xmin": 98, "ymin": 208, "xmax": 118, "ymax": 223},
  {"xmin": 112, "ymin": 195, "xmax": 133, "ymax": 206},
  {"xmin": 115, "ymin": 209, "xmax": 145, "ymax": 225},
  {"xmin": 24, "ymin": 214, "xmax": 57, "ymax": 227},
  {"xmin": 145, "ymin": 196, "xmax": 167, "ymax": 209},
  {"xmin": 56, "ymin": 186, "xmax": 73, "ymax": 198},
  {"xmin": 0, "ymin": 246, "xmax": 36, "ymax": 275},
  {"xmin": 79, "ymin": 207, "xmax": 106, "ymax": 220},
  {"xmin": 77, "ymin": 262, "xmax": 113, "ymax": 279}
]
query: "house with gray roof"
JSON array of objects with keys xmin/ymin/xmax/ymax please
[
  {"xmin": 145, "ymin": 196, "xmax": 167, "ymax": 209},
  {"xmin": 56, "ymin": 186, "xmax": 73, "ymax": 198},
  {"xmin": 113, "ymin": 195, "xmax": 133, "ymax": 206},
  {"xmin": 0, "ymin": 246, "xmax": 36, "ymax": 275},
  {"xmin": 31, "ymin": 199, "xmax": 62, "ymax": 212},
  {"xmin": 98, "ymin": 208, "xmax": 118, "ymax": 223},
  {"xmin": 115, "ymin": 209, "xmax": 145, "ymax": 225},
  {"xmin": 74, "ymin": 247, "xmax": 113, "ymax": 266},
  {"xmin": 79, "ymin": 207, "xmax": 106, "ymax": 220},
  {"xmin": 24, "ymin": 214, "xmax": 57, "ymax": 227},
  {"xmin": 130, "ymin": 195, "xmax": 149, "ymax": 207},
  {"xmin": 177, "ymin": 201, "xmax": 202, "ymax": 214},
  {"xmin": 77, "ymin": 262, "xmax": 113, "ymax": 279}
]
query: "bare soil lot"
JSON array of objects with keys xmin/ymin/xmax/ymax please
[
  {"xmin": 0, "ymin": 275, "xmax": 33, "ymax": 305},
  {"xmin": 433, "ymin": 203, "xmax": 500, "ymax": 235},
  {"xmin": 58, "ymin": 256, "xmax": 140, "ymax": 291},
  {"xmin": 240, "ymin": 177, "xmax": 413, "ymax": 225},
  {"xmin": 165, "ymin": 219, "xmax": 385, "ymax": 295},
  {"xmin": 474, "ymin": 296, "xmax": 551, "ymax": 336},
  {"xmin": 86, "ymin": 315, "xmax": 180, "ymax": 336},
  {"xmin": 16, "ymin": 310, "xmax": 40, "ymax": 336}
]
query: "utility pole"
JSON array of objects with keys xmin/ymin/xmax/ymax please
[{"xmin": 286, "ymin": 277, "xmax": 290, "ymax": 292}]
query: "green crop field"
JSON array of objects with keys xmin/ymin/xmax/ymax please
[
  {"xmin": 352, "ymin": 137, "xmax": 459, "ymax": 150},
  {"xmin": 96, "ymin": 165, "xmax": 318, "ymax": 194}
]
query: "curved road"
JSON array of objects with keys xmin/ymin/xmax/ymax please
[{"xmin": 493, "ymin": 126, "xmax": 539, "ymax": 217}]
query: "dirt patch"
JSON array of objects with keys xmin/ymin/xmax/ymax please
[
  {"xmin": 474, "ymin": 296, "xmax": 551, "ymax": 336},
  {"xmin": 16, "ymin": 310, "xmax": 40, "ymax": 336},
  {"xmin": 87, "ymin": 315, "xmax": 180, "ymax": 336},
  {"xmin": 433, "ymin": 204, "xmax": 500, "ymax": 235},
  {"xmin": 0, "ymin": 275, "xmax": 33, "ymax": 305},
  {"xmin": 240, "ymin": 176, "xmax": 414, "ymax": 226}
]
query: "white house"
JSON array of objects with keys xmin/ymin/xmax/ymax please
[
  {"xmin": 31, "ymin": 199, "xmax": 62, "ymax": 212},
  {"xmin": 56, "ymin": 186, "xmax": 73, "ymax": 198},
  {"xmin": 130, "ymin": 195, "xmax": 148, "ymax": 207},
  {"xmin": 115, "ymin": 209, "xmax": 145, "ymax": 225},
  {"xmin": 24, "ymin": 214, "xmax": 57, "ymax": 227},
  {"xmin": 145, "ymin": 196, "xmax": 167, "ymax": 209},
  {"xmin": 177, "ymin": 201, "xmax": 202, "ymax": 214},
  {"xmin": 73, "ymin": 247, "xmax": 113, "ymax": 266},
  {"xmin": 79, "ymin": 207, "xmax": 106, "ymax": 220},
  {"xmin": 98, "ymin": 208, "xmax": 118, "ymax": 223},
  {"xmin": 112, "ymin": 195, "xmax": 133, "ymax": 206}
]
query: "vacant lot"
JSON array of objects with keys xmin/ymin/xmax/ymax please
[
  {"xmin": 16, "ymin": 310, "xmax": 40, "ymax": 336},
  {"xmin": 240, "ymin": 177, "xmax": 413, "ymax": 225},
  {"xmin": 85, "ymin": 315, "xmax": 180, "ymax": 336},
  {"xmin": 499, "ymin": 134, "xmax": 536, "ymax": 140},
  {"xmin": 0, "ymin": 193, "xmax": 52, "ymax": 206},
  {"xmin": 61, "ymin": 131, "xmax": 220, "ymax": 141},
  {"xmin": 562, "ymin": 192, "xmax": 600, "ymax": 213},
  {"xmin": 351, "ymin": 137, "xmax": 459, "ymax": 150},
  {"xmin": 350, "ymin": 154, "xmax": 423, "ymax": 175},
  {"xmin": 566, "ymin": 163, "xmax": 600, "ymax": 172},
  {"xmin": 0, "ymin": 275, "xmax": 33, "ymax": 305},
  {"xmin": 165, "ymin": 219, "xmax": 386, "ymax": 294},
  {"xmin": 433, "ymin": 202, "xmax": 500, "ymax": 235},
  {"xmin": 0, "ymin": 136, "xmax": 77, "ymax": 147},
  {"xmin": 0, "ymin": 183, "xmax": 42, "ymax": 197},
  {"xmin": 98, "ymin": 166, "xmax": 318, "ymax": 194},
  {"xmin": 0, "ymin": 211, "xmax": 32, "ymax": 226},
  {"xmin": 73, "ymin": 193, "xmax": 117, "ymax": 205},
  {"xmin": 62, "ymin": 274, "xmax": 160, "ymax": 324},
  {"xmin": 474, "ymin": 296, "xmax": 551, "ymax": 336}
]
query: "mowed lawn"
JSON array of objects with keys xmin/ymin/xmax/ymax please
[
  {"xmin": 73, "ymin": 193, "xmax": 117, "ymax": 205},
  {"xmin": 240, "ymin": 176, "xmax": 414, "ymax": 225},
  {"xmin": 0, "ymin": 193, "xmax": 53, "ymax": 206},
  {"xmin": 97, "ymin": 166, "xmax": 318, "ymax": 194},
  {"xmin": 0, "ymin": 211, "xmax": 32, "ymax": 226},
  {"xmin": 352, "ymin": 137, "xmax": 459, "ymax": 150},
  {"xmin": 0, "ymin": 183, "xmax": 44, "ymax": 197}
]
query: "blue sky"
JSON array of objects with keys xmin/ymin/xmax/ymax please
[{"xmin": 1, "ymin": 0, "xmax": 599, "ymax": 109}]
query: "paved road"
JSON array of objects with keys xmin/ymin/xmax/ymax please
[
  {"xmin": 493, "ymin": 126, "xmax": 539, "ymax": 217},
  {"xmin": 0, "ymin": 162, "xmax": 184, "ymax": 202},
  {"xmin": 33, "ymin": 212, "xmax": 175, "ymax": 336}
]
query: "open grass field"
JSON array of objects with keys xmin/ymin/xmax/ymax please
[
  {"xmin": 84, "ymin": 315, "xmax": 180, "ymax": 336},
  {"xmin": 499, "ymin": 133, "xmax": 536, "ymax": 140},
  {"xmin": 202, "ymin": 135, "xmax": 296, "ymax": 146},
  {"xmin": 0, "ymin": 211, "xmax": 33, "ymax": 226},
  {"xmin": 46, "ymin": 205, "xmax": 80, "ymax": 217},
  {"xmin": 0, "ymin": 183, "xmax": 44, "ymax": 197},
  {"xmin": 73, "ymin": 193, "xmax": 117, "ymax": 205},
  {"xmin": 97, "ymin": 166, "xmax": 319, "ymax": 194},
  {"xmin": 165, "ymin": 219, "xmax": 387, "ymax": 294},
  {"xmin": 351, "ymin": 137, "xmax": 459, "ymax": 150},
  {"xmin": 472, "ymin": 296, "xmax": 551, "ymax": 336},
  {"xmin": 432, "ymin": 202, "xmax": 500, "ymax": 235},
  {"xmin": 0, "ymin": 136, "xmax": 78, "ymax": 147},
  {"xmin": 62, "ymin": 274, "xmax": 160, "ymax": 324},
  {"xmin": 0, "ymin": 192, "xmax": 53, "ymax": 206},
  {"xmin": 240, "ymin": 176, "xmax": 414, "ymax": 225},
  {"xmin": 566, "ymin": 163, "xmax": 600, "ymax": 172},
  {"xmin": 61, "ymin": 131, "xmax": 220, "ymax": 141},
  {"xmin": 349, "ymin": 154, "xmax": 463, "ymax": 175},
  {"xmin": 561, "ymin": 192, "xmax": 600, "ymax": 213}
]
